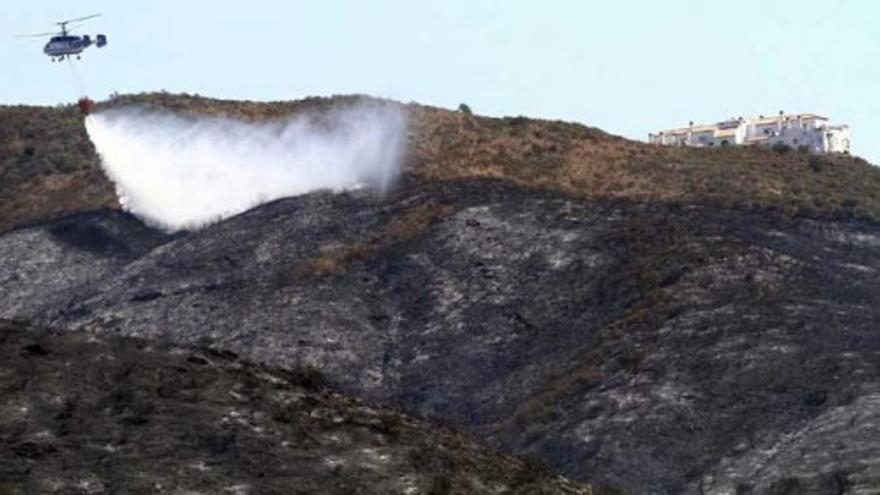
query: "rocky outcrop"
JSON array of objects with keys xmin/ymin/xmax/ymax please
[{"xmin": 2, "ymin": 178, "xmax": 878, "ymax": 493}]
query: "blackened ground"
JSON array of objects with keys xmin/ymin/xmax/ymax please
[
  {"xmin": 0, "ymin": 210, "xmax": 170, "ymax": 318},
  {"xmin": 0, "ymin": 320, "xmax": 592, "ymax": 495},
  {"xmin": 2, "ymin": 177, "xmax": 878, "ymax": 493}
]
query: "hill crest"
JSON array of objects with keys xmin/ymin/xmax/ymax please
[{"xmin": 1, "ymin": 92, "xmax": 878, "ymax": 233}]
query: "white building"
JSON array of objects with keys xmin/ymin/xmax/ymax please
[{"xmin": 649, "ymin": 112, "xmax": 851, "ymax": 154}]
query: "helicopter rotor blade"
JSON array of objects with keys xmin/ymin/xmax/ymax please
[
  {"xmin": 58, "ymin": 13, "xmax": 102, "ymax": 26},
  {"xmin": 13, "ymin": 32, "xmax": 59, "ymax": 38},
  {"xmin": 14, "ymin": 13, "xmax": 100, "ymax": 40}
]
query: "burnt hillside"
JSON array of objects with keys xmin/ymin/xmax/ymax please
[
  {"xmin": 0, "ymin": 319, "xmax": 592, "ymax": 494},
  {"xmin": 2, "ymin": 178, "xmax": 879, "ymax": 493},
  {"xmin": 1, "ymin": 94, "xmax": 879, "ymax": 493}
]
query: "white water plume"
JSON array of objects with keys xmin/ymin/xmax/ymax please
[{"xmin": 85, "ymin": 102, "xmax": 407, "ymax": 231}]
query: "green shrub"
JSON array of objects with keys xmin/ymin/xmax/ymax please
[
  {"xmin": 772, "ymin": 142, "xmax": 792, "ymax": 154},
  {"xmin": 808, "ymin": 154, "xmax": 826, "ymax": 172}
]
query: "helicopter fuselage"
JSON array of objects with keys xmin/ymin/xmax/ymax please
[
  {"xmin": 44, "ymin": 36, "xmax": 85, "ymax": 56},
  {"xmin": 43, "ymin": 34, "xmax": 106, "ymax": 60}
]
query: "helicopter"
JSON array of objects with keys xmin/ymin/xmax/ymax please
[{"xmin": 15, "ymin": 14, "xmax": 108, "ymax": 62}]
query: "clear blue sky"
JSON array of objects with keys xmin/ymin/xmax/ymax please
[{"xmin": 3, "ymin": 1, "xmax": 878, "ymax": 162}]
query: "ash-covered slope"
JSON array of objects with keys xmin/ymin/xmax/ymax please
[
  {"xmin": 2, "ymin": 178, "xmax": 879, "ymax": 493},
  {"xmin": 0, "ymin": 210, "xmax": 170, "ymax": 317},
  {"xmin": 0, "ymin": 319, "xmax": 590, "ymax": 495}
]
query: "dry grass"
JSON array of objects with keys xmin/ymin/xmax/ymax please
[
  {"xmin": 0, "ymin": 104, "xmax": 118, "ymax": 231},
  {"xmin": 0, "ymin": 170, "xmax": 117, "ymax": 231},
  {"xmin": 407, "ymin": 104, "xmax": 880, "ymax": 221},
  {"xmin": 300, "ymin": 244, "xmax": 372, "ymax": 278},
  {"xmin": 1, "ymin": 93, "xmax": 878, "ymax": 233},
  {"xmin": 298, "ymin": 202, "xmax": 454, "ymax": 278}
]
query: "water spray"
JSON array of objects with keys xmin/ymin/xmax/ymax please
[{"xmin": 85, "ymin": 102, "xmax": 408, "ymax": 231}]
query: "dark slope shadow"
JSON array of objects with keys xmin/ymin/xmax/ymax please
[
  {"xmin": 46, "ymin": 210, "xmax": 173, "ymax": 259},
  {"xmin": 49, "ymin": 220, "xmax": 131, "ymax": 257}
]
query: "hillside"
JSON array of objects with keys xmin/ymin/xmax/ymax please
[
  {"xmin": 0, "ymin": 319, "xmax": 592, "ymax": 494},
  {"xmin": 1, "ymin": 93, "xmax": 879, "ymax": 233},
  {"xmin": 1, "ymin": 94, "xmax": 880, "ymax": 493},
  {"xmin": 2, "ymin": 179, "xmax": 879, "ymax": 493},
  {"xmin": 0, "ymin": 105, "xmax": 117, "ymax": 232}
]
